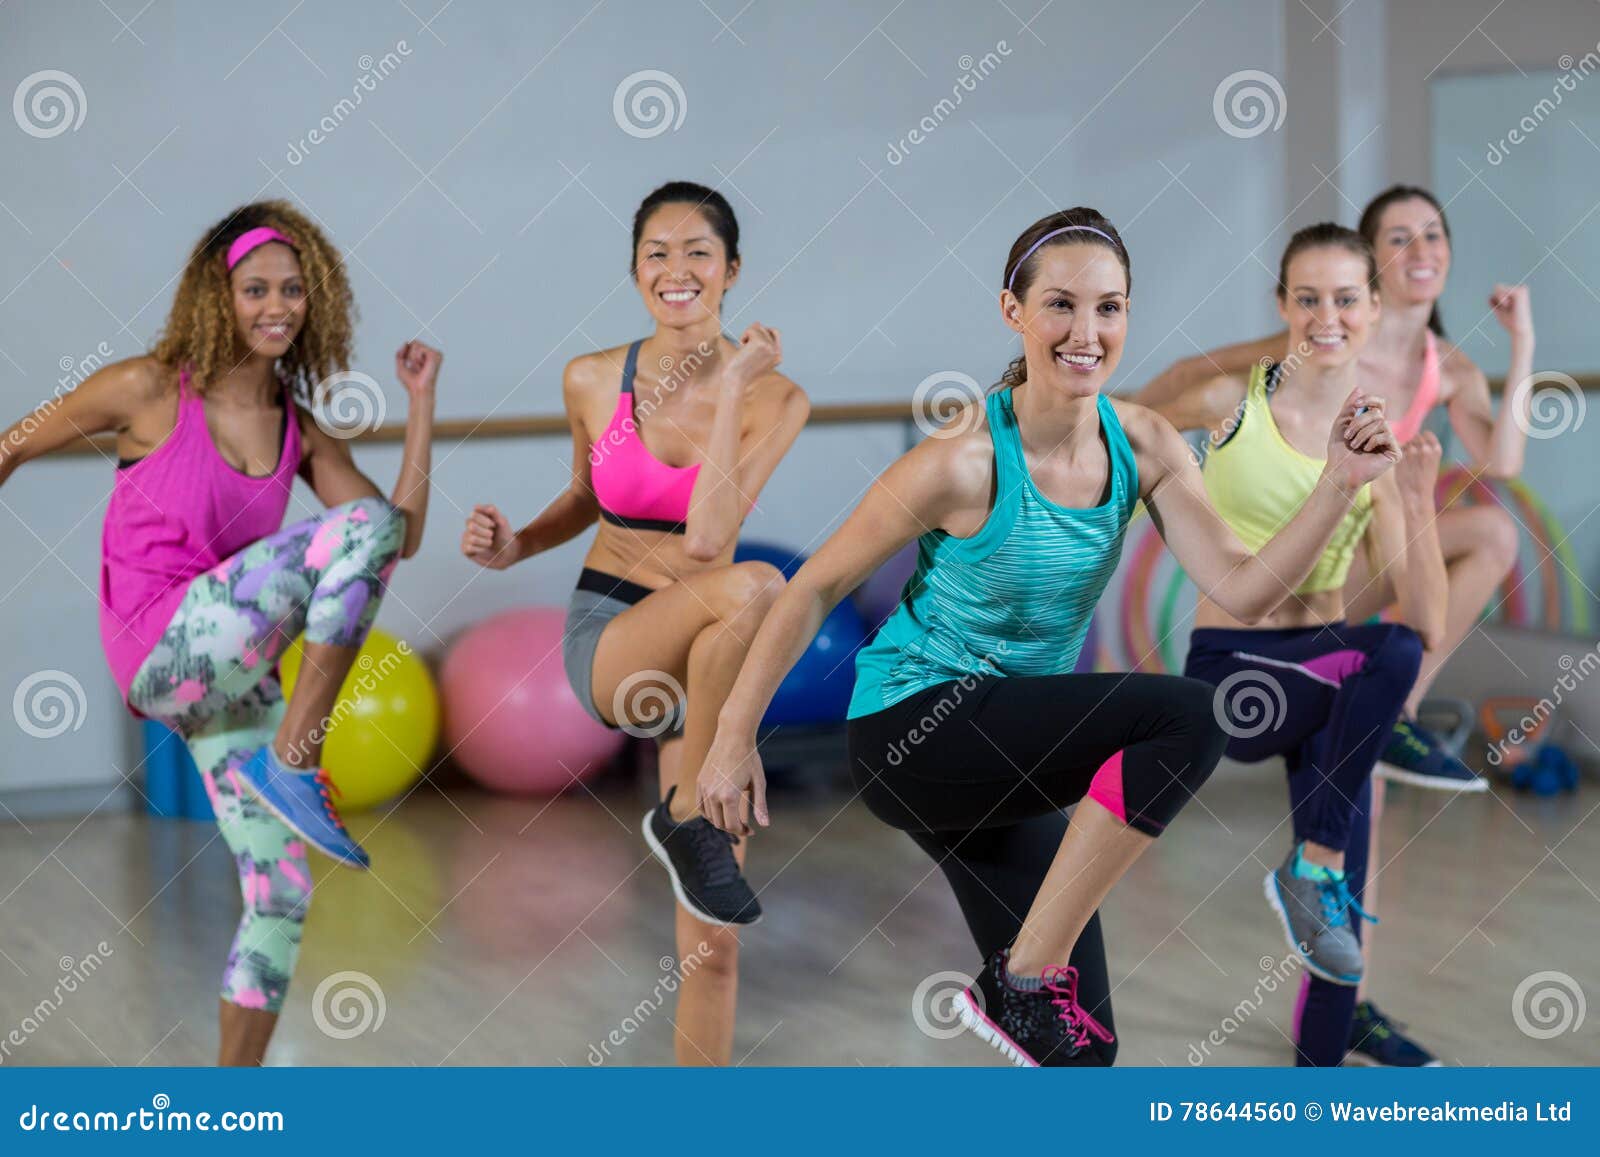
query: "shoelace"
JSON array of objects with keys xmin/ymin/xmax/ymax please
[
  {"xmin": 686, "ymin": 818, "xmax": 742, "ymax": 889},
  {"xmin": 1040, "ymin": 965, "xmax": 1115, "ymax": 1049},
  {"xmin": 314, "ymin": 769, "xmax": 349, "ymax": 831},
  {"xmin": 1317, "ymin": 875, "xmax": 1377, "ymax": 930}
]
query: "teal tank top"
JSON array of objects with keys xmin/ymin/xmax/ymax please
[{"xmin": 848, "ymin": 388, "xmax": 1139, "ymax": 719}]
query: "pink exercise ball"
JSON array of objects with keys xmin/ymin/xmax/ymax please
[{"xmin": 441, "ymin": 607, "xmax": 626, "ymax": 795}]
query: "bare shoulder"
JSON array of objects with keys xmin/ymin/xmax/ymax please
[
  {"xmin": 562, "ymin": 345, "xmax": 629, "ymax": 399},
  {"xmin": 72, "ymin": 355, "xmax": 173, "ymax": 428},
  {"xmin": 1107, "ymin": 394, "xmax": 1162, "ymax": 446},
  {"xmin": 96, "ymin": 355, "xmax": 171, "ymax": 403},
  {"xmin": 1436, "ymin": 339, "xmax": 1488, "ymax": 400},
  {"xmin": 1107, "ymin": 394, "xmax": 1194, "ymax": 469},
  {"xmin": 749, "ymin": 369, "xmax": 809, "ymax": 417},
  {"xmin": 899, "ymin": 399, "xmax": 996, "ymax": 500}
]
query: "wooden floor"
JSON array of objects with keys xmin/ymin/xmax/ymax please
[{"xmin": 0, "ymin": 761, "xmax": 1594, "ymax": 1066}]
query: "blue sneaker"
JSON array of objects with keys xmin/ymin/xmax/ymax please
[
  {"xmin": 1347, "ymin": 1001, "xmax": 1440, "ymax": 1067},
  {"xmin": 237, "ymin": 745, "xmax": 370, "ymax": 869},
  {"xmin": 1376, "ymin": 719, "xmax": 1488, "ymax": 792}
]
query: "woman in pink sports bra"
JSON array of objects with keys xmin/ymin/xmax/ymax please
[
  {"xmin": 0, "ymin": 201, "xmax": 439, "ymax": 1065},
  {"xmin": 1134, "ymin": 184, "xmax": 1536, "ymax": 1068},
  {"xmin": 462, "ymin": 181, "xmax": 808, "ymax": 1066}
]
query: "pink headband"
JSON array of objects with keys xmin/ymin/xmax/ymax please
[
  {"xmin": 1007, "ymin": 225, "xmax": 1118, "ymax": 290},
  {"xmin": 226, "ymin": 226, "xmax": 296, "ymax": 271}
]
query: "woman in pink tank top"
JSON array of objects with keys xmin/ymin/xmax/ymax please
[
  {"xmin": 462, "ymin": 182, "xmax": 809, "ymax": 1066},
  {"xmin": 0, "ymin": 201, "xmax": 440, "ymax": 1065}
]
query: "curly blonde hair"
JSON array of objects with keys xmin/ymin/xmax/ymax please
[{"xmin": 150, "ymin": 200, "xmax": 356, "ymax": 402}]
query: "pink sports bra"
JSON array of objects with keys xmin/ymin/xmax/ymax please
[
  {"xmin": 589, "ymin": 340, "xmax": 702, "ymax": 534},
  {"xmin": 1387, "ymin": 330, "xmax": 1440, "ymax": 445}
]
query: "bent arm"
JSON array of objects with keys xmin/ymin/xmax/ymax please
[
  {"xmin": 715, "ymin": 440, "xmax": 952, "ymax": 737},
  {"xmin": 1134, "ymin": 407, "xmax": 1368, "ymax": 624},
  {"xmin": 1129, "ymin": 331, "xmax": 1285, "ymax": 430},
  {"xmin": 0, "ymin": 358, "xmax": 152, "ymax": 486}
]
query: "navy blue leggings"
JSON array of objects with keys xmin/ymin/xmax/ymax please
[{"xmin": 1184, "ymin": 621, "xmax": 1421, "ymax": 1066}]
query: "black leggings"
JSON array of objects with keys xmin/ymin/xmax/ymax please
[{"xmin": 846, "ymin": 672, "xmax": 1229, "ymax": 1067}]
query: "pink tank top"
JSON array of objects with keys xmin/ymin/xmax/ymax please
[
  {"xmin": 99, "ymin": 367, "xmax": 302, "ymax": 707},
  {"xmin": 1388, "ymin": 331, "xmax": 1440, "ymax": 445}
]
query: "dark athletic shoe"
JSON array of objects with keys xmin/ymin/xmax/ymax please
[
  {"xmin": 957, "ymin": 949, "xmax": 1114, "ymax": 1067},
  {"xmin": 1265, "ymin": 848, "xmax": 1373, "ymax": 985},
  {"xmin": 1375, "ymin": 719, "xmax": 1488, "ymax": 792},
  {"xmin": 236, "ymin": 744, "xmax": 369, "ymax": 869},
  {"xmin": 1347, "ymin": 1000, "xmax": 1441, "ymax": 1067},
  {"xmin": 642, "ymin": 786, "xmax": 761, "ymax": 926}
]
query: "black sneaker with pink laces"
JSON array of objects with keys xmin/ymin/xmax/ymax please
[{"xmin": 957, "ymin": 949, "xmax": 1114, "ymax": 1067}]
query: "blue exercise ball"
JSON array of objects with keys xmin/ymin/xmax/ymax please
[{"xmin": 735, "ymin": 540, "xmax": 869, "ymax": 726}]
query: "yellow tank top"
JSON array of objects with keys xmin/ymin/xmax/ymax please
[{"xmin": 1202, "ymin": 362, "xmax": 1372, "ymax": 594}]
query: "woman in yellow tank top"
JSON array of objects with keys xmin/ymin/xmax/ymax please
[
  {"xmin": 1135, "ymin": 185, "xmax": 1532, "ymax": 790},
  {"xmin": 1150, "ymin": 224, "xmax": 1453, "ymax": 1067}
]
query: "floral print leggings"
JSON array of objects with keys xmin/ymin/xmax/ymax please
[{"xmin": 127, "ymin": 496, "xmax": 405, "ymax": 1013}]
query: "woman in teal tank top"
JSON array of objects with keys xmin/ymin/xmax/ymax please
[{"xmin": 696, "ymin": 209, "xmax": 1399, "ymax": 1067}]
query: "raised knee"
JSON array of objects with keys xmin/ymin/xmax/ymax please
[
  {"xmin": 1481, "ymin": 505, "xmax": 1520, "ymax": 575},
  {"xmin": 724, "ymin": 561, "xmax": 786, "ymax": 621},
  {"xmin": 1375, "ymin": 624, "xmax": 1425, "ymax": 680},
  {"xmin": 1172, "ymin": 677, "xmax": 1229, "ymax": 766},
  {"xmin": 354, "ymin": 496, "xmax": 406, "ymax": 555}
]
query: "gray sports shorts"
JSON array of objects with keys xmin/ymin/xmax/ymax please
[{"xmin": 562, "ymin": 568, "xmax": 686, "ymax": 739}]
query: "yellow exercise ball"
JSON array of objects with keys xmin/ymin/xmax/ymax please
[{"xmin": 278, "ymin": 627, "xmax": 439, "ymax": 813}]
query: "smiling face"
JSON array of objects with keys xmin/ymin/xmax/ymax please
[
  {"xmin": 632, "ymin": 202, "xmax": 737, "ymax": 327},
  {"xmin": 229, "ymin": 242, "xmax": 306, "ymax": 361},
  {"xmin": 1370, "ymin": 197, "xmax": 1451, "ymax": 309},
  {"xmin": 1002, "ymin": 242, "xmax": 1129, "ymax": 395},
  {"xmin": 1277, "ymin": 245, "xmax": 1380, "ymax": 368}
]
